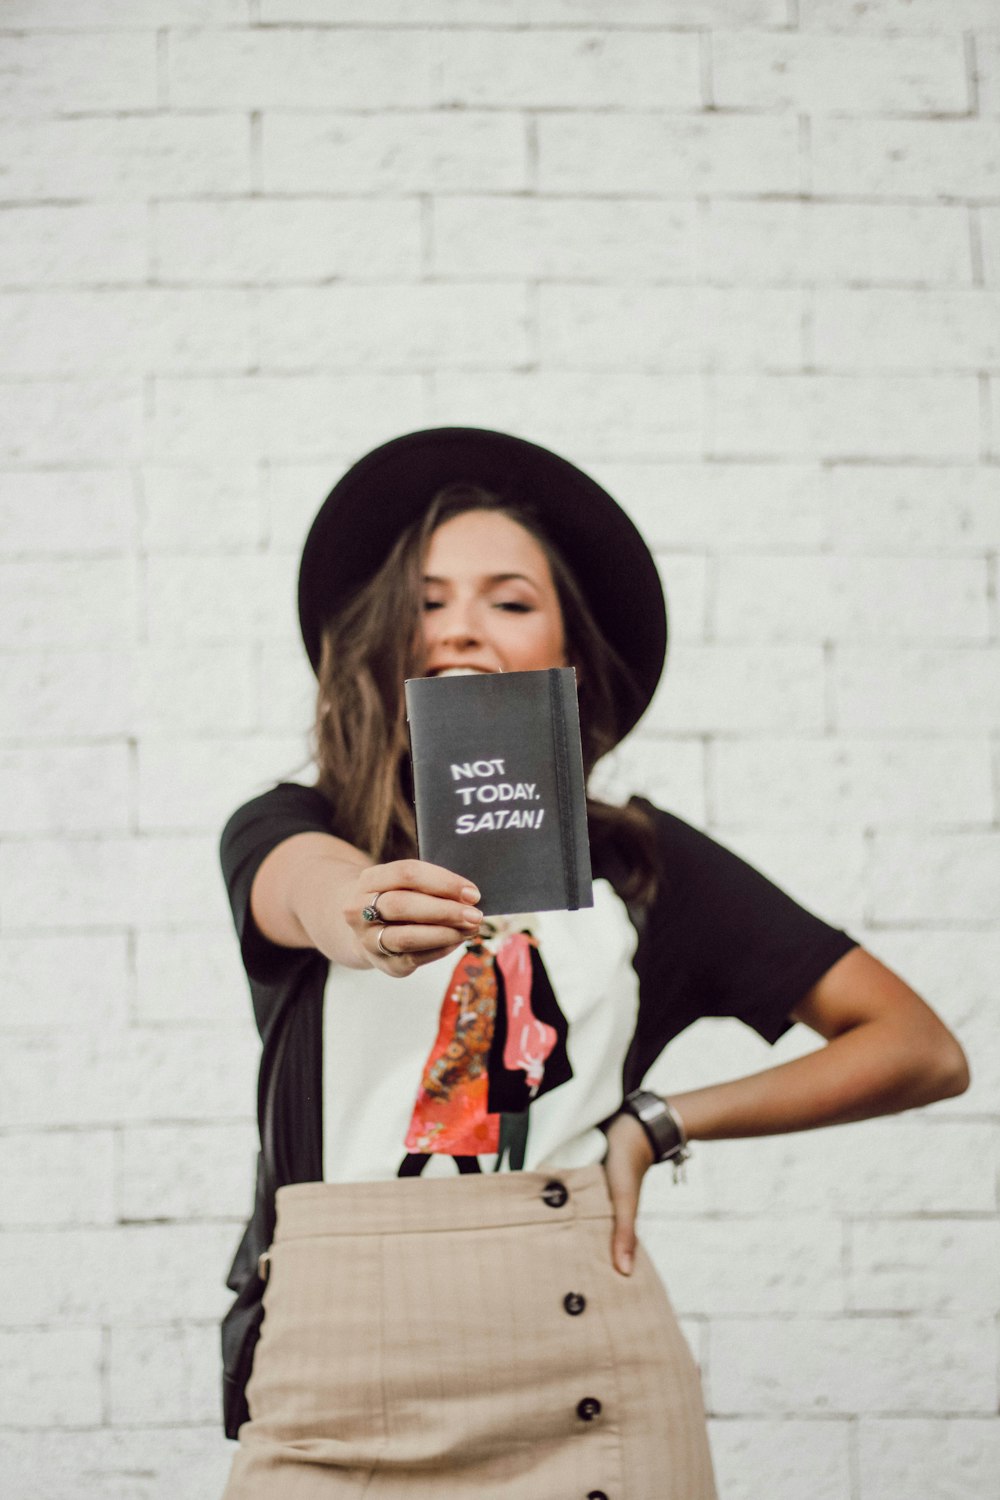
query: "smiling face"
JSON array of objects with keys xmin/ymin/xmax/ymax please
[{"xmin": 416, "ymin": 509, "xmax": 568, "ymax": 678}]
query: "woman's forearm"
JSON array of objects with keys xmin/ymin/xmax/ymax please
[{"xmin": 667, "ymin": 1019, "xmax": 970, "ymax": 1142}]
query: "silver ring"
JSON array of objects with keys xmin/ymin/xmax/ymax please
[
  {"xmin": 361, "ymin": 894, "xmax": 385, "ymax": 924},
  {"xmin": 375, "ymin": 926, "xmax": 397, "ymax": 959}
]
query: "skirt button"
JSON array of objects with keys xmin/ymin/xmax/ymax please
[
  {"xmin": 563, "ymin": 1291, "xmax": 586, "ymax": 1315},
  {"xmin": 576, "ymin": 1396, "xmax": 602, "ymax": 1422},
  {"xmin": 542, "ymin": 1180, "xmax": 568, "ymax": 1208},
  {"xmin": 587, "ymin": 1492, "xmax": 610, "ymax": 1500}
]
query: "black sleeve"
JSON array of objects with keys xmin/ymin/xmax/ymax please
[
  {"xmin": 219, "ymin": 781, "xmax": 338, "ymax": 984},
  {"xmin": 635, "ymin": 797, "xmax": 859, "ymax": 1048}
]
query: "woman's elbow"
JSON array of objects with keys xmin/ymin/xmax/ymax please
[{"xmin": 920, "ymin": 1029, "xmax": 971, "ymax": 1103}]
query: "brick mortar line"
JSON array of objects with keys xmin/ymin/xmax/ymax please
[
  {"xmin": 248, "ymin": 110, "xmax": 262, "ymax": 196},
  {"xmin": 0, "ymin": 277, "xmax": 991, "ymax": 289},
  {"xmin": 2, "ymin": 190, "xmax": 994, "ymax": 205},
  {"xmin": 2, "ymin": 455, "xmax": 998, "ymax": 468},
  {"xmin": 965, "ymin": 31, "xmax": 981, "ymax": 116},
  {"xmin": 699, "ymin": 28, "xmax": 714, "ymax": 110},
  {"xmin": 980, "ymin": 372, "xmax": 994, "ymax": 459},
  {"xmin": 700, "ymin": 1312, "xmax": 1000, "ymax": 1322},
  {"xmin": 417, "ymin": 193, "xmax": 433, "ymax": 279},
  {"xmin": 99, "ymin": 1325, "xmax": 111, "ymax": 1427},
  {"xmin": 4, "ymin": 105, "xmax": 987, "ymax": 119},
  {"xmin": 0, "ymin": 24, "xmax": 883, "ymax": 37},
  {"xmin": 2, "ymin": 192, "xmax": 999, "ymax": 207},
  {"xmin": 2, "ymin": 362, "xmax": 1000, "ymax": 377},
  {"xmin": 155, "ymin": 28, "xmax": 169, "ymax": 111},
  {"xmin": 969, "ymin": 204, "xmax": 986, "ymax": 283},
  {"xmin": 4, "ymin": 18, "xmax": 992, "ymax": 35},
  {"xmin": 524, "ymin": 280, "xmax": 539, "ymax": 368},
  {"xmin": 524, "ymin": 113, "xmax": 539, "ymax": 193},
  {"xmin": 847, "ymin": 1417, "xmax": 862, "ymax": 1500}
]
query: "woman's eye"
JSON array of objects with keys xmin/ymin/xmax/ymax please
[{"xmin": 420, "ymin": 598, "xmax": 532, "ymax": 613}]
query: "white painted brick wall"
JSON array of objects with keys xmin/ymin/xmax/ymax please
[
  {"xmin": 0, "ymin": 206, "xmax": 149, "ymax": 286},
  {"xmin": 538, "ymin": 112, "xmax": 802, "ymax": 194},
  {"xmin": 709, "ymin": 1420, "xmax": 851, "ymax": 1500},
  {"xmin": 711, "ymin": 1316, "xmax": 999, "ymax": 1415},
  {"xmin": 155, "ymin": 199, "xmax": 423, "ymax": 284},
  {"xmin": 261, "ymin": 111, "xmax": 528, "ymax": 193},
  {"xmin": 700, "ymin": 200, "xmax": 975, "ymax": 284},
  {"xmin": 1, "ymin": 4, "xmax": 996, "ymax": 1498},
  {"xmin": 857, "ymin": 1419, "xmax": 1000, "ymax": 1500},
  {"xmin": 713, "ymin": 30, "xmax": 971, "ymax": 113}
]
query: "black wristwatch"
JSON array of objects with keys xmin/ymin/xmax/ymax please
[{"xmin": 620, "ymin": 1089, "xmax": 691, "ymax": 1180}]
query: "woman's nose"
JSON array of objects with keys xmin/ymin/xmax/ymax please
[{"xmin": 431, "ymin": 601, "xmax": 483, "ymax": 648}]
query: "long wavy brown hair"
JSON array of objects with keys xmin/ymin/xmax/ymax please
[{"xmin": 310, "ymin": 484, "xmax": 660, "ymax": 907}]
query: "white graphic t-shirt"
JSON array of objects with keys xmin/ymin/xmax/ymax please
[{"xmin": 321, "ymin": 878, "xmax": 640, "ymax": 1182}]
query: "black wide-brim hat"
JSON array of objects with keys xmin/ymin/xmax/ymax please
[{"xmin": 298, "ymin": 427, "xmax": 667, "ymax": 741}]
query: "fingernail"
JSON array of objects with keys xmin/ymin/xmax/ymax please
[
  {"xmin": 463, "ymin": 908, "xmax": 483, "ymax": 926},
  {"xmin": 461, "ymin": 886, "xmax": 480, "ymax": 903},
  {"xmin": 620, "ymin": 1252, "xmax": 633, "ymax": 1276}
]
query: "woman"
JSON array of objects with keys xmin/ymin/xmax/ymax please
[{"xmin": 219, "ymin": 427, "xmax": 969, "ymax": 1500}]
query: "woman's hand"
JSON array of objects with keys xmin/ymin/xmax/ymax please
[
  {"xmin": 602, "ymin": 1110, "xmax": 655, "ymax": 1277},
  {"xmin": 347, "ymin": 859, "xmax": 484, "ymax": 975}
]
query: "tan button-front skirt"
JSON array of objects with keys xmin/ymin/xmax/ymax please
[{"xmin": 222, "ymin": 1165, "xmax": 717, "ymax": 1500}]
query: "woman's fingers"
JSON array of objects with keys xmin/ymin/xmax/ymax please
[
  {"xmin": 355, "ymin": 862, "xmax": 482, "ymax": 944},
  {"xmin": 375, "ymin": 924, "xmax": 472, "ymax": 957},
  {"xmin": 367, "ymin": 888, "xmax": 483, "ymax": 931},
  {"xmin": 350, "ymin": 860, "xmax": 483, "ymax": 974},
  {"xmin": 608, "ymin": 1178, "xmax": 640, "ymax": 1278},
  {"xmin": 379, "ymin": 936, "xmax": 467, "ymax": 971},
  {"xmin": 366, "ymin": 859, "xmax": 481, "ymax": 905},
  {"xmin": 602, "ymin": 1112, "xmax": 654, "ymax": 1277}
]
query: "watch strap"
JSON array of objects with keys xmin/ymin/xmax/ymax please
[{"xmin": 621, "ymin": 1089, "xmax": 692, "ymax": 1180}]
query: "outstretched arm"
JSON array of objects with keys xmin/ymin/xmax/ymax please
[
  {"xmin": 250, "ymin": 831, "xmax": 484, "ymax": 973},
  {"xmin": 604, "ymin": 947, "xmax": 969, "ymax": 1274}
]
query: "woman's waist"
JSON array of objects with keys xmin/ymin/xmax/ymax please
[{"xmin": 273, "ymin": 1162, "xmax": 611, "ymax": 1241}]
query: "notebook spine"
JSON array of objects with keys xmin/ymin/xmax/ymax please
[{"xmin": 548, "ymin": 668, "xmax": 580, "ymax": 910}]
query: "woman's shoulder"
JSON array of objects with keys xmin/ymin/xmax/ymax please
[
  {"xmin": 618, "ymin": 792, "xmax": 810, "ymax": 924},
  {"xmin": 626, "ymin": 793, "xmax": 769, "ymax": 869},
  {"xmin": 626, "ymin": 793, "xmax": 708, "ymax": 840},
  {"xmin": 229, "ymin": 776, "xmax": 332, "ymax": 818},
  {"xmin": 220, "ymin": 777, "xmax": 335, "ymax": 859},
  {"xmin": 622, "ymin": 793, "xmax": 729, "ymax": 881},
  {"xmin": 624, "ymin": 792, "xmax": 855, "ymax": 952}
]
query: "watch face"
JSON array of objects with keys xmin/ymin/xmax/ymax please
[
  {"xmin": 644, "ymin": 1101, "xmax": 682, "ymax": 1158},
  {"xmin": 624, "ymin": 1091, "xmax": 690, "ymax": 1171}
]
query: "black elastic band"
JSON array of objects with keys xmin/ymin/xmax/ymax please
[{"xmin": 549, "ymin": 669, "xmax": 579, "ymax": 910}]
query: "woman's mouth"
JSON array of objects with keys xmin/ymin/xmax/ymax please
[{"xmin": 430, "ymin": 667, "xmax": 496, "ymax": 677}]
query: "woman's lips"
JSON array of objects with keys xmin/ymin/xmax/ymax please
[{"xmin": 431, "ymin": 667, "xmax": 496, "ymax": 677}]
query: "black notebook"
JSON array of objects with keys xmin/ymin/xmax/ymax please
[{"xmin": 404, "ymin": 667, "xmax": 594, "ymax": 917}]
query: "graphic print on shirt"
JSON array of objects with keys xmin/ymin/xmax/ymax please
[
  {"xmin": 403, "ymin": 931, "xmax": 571, "ymax": 1165},
  {"xmin": 487, "ymin": 936, "xmax": 572, "ymax": 1114}
]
